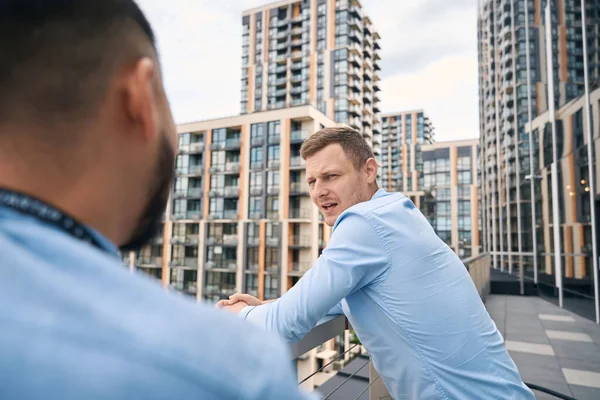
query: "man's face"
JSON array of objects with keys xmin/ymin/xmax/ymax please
[
  {"xmin": 120, "ymin": 70, "xmax": 177, "ymax": 252},
  {"xmin": 305, "ymin": 144, "xmax": 371, "ymax": 226}
]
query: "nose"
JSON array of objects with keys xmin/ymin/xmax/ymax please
[{"xmin": 312, "ymin": 179, "xmax": 330, "ymax": 200}]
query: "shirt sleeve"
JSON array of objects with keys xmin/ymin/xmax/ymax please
[{"xmin": 239, "ymin": 210, "xmax": 389, "ymax": 342}]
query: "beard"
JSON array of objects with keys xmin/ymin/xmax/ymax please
[{"xmin": 119, "ymin": 134, "xmax": 175, "ymax": 252}]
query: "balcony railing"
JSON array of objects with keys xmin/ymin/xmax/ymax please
[
  {"xmin": 290, "ymin": 182, "xmax": 308, "ymax": 194},
  {"xmin": 291, "ymin": 130, "xmax": 310, "ymax": 142},
  {"xmin": 289, "ymin": 208, "xmax": 311, "ymax": 219},
  {"xmin": 462, "ymin": 253, "xmax": 491, "ymax": 302},
  {"xmin": 224, "ymin": 186, "xmax": 240, "ymax": 197},
  {"xmin": 251, "ymin": 137, "xmax": 264, "ymax": 147},
  {"xmin": 205, "ymin": 260, "xmax": 237, "ymax": 271},
  {"xmin": 186, "ymin": 211, "xmax": 202, "ymax": 220},
  {"xmin": 266, "ymin": 237, "xmax": 280, "ymax": 247},
  {"xmin": 290, "ymin": 156, "xmax": 306, "ymax": 167},
  {"xmin": 291, "ymin": 262, "xmax": 311, "ymax": 273},
  {"xmin": 292, "ymin": 235, "xmax": 311, "ymax": 247},
  {"xmin": 223, "ymin": 234, "xmax": 238, "ymax": 246},
  {"xmin": 189, "ymin": 142, "xmax": 204, "ymax": 153},
  {"xmin": 267, "ymin": 185, "xmax": 280, "ymax": 195},
  {"xmin": 224, "ymin": 162, "xmax": 241, "ymax": 173},
  {"xmin": 187, "ymin": 188, "xmax": 203, "ymax": 198},
  {"xmin": 137, "ymin": 256, "xmax": 162, "ymax": 267},
  {"xmin": 247, "ymin": 237, "xmax": 260, "ymax": 246},
  {"xmin": 169, "ymin": 257, "xmax": 198, "ymax": 268},
  {"xmin": 225, "ymin": 139, "xmax": 241, "ymax": 149},
  {"xmin": 223, "ymin": 210, "xmax": 238, "ymax": 220}
]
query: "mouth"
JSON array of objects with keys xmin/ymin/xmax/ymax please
[{"xmin": 321, "ymin": 202, "xmax": 338, "ymax": 214}]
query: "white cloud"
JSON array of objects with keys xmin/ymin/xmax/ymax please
[{"xmin": 136, "ymin": 0, "xmax": 479, "ymax": 141}]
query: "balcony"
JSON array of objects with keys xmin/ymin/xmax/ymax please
[
  {"xmin": 206, "ymin": 212, "xmax": 223, "ymax": 220},
  {"xmin": 249, "ymin": 211, "xmax": 263, "ymax": 220},
  {"xmin": 169, "ymin": 257, "xmax": 198, "ymax": 268},
  {"xmin": 290, "ymin": 156, "xmax": 306, "ymax": 168},
  {"xmin": 251, "ymin": 137, "xmax": 264, "ymax": 147},
  {"xmin": 247, "ymin": 237, "xmax": 260, "ymax": 246},
  {"xmin": 224, "ymin": 186, "xmax": 240, "ymax": 197},
  {"xmin": 267, "ymin": 185, "xmax": 280, "ymax": 195},
  {"xmin": 206, "ymin": 260, "xmax": 237, "ymax": 271},
  {"xmin": 289, "ymin": 208, "xmax": 311, "ymax": 219},
  {"xmin": 266, "ymin": 236, "xmax": 280, "ymax": 247},
  {"xmin": 187, "ymin": 188, "xmax": 203, "ymax": 198},
  {"xmin": 225, "ymin": 138, "xmax": 241, "ymax": 150},
  {"xmin": 208, "ymin": 165, "xmax": 223, "ymax": 174},
  {"xmin": 267, "ymin": 210, "xmax": 280, "ymax": 220},
  {"xmin": 290, "ymin": 182, "xmax": 309, "ymax": 195},
  {"xmin": 268, "ymin": 135, "xmax": 281, "ymax": 144},
  {"xmin": 223, "ymin": 210, "xmax": 238, "ymax": 220},
  {"xmin": 224, "ymin": 162, "xmax": 241, "ymax": 173},
  {"xmin": 223, "ymin": 234, "xmax": 238, "ymax": 246},
  {"xmin": 189, "ymin": 142, "xmax": 204, "ymax": 153},
  {"xmin": 171, "ymin": 234, "xmax": 199, "ymax": 246},
  {"xmin": 268, "ymin": 159, "xmax": 281, "ymax": 169},
  {"xmin": 137, "ymin": 256, "xmax": 162, "ymax": 267},
  {"xmin": 250, "ymin": 186, "xmax": 263, "ymax": 196},
  {"xmin": 186, "ymin": 211, "xmax": 202, "ymax": 220},
  {"xmin": 290, "ymin": 262, "xmax": 311, "ymax": 275},
  {"xmin": 290, "ymin": 129, "xmax": 310, "ymax": 143},
  {"xmin": 210, "ymin": 142, "xmax": 225, "ymax": 151},
  {"xmin": 208, "ymin": 188, "xmax": 224, "ymax": 197},
  {"xmin": 265, "ymin": 265, "xmax": 280, "ymax": 274},
  {"xmin": 291, "ymin": 235, "xmax": 311, "ymax": 248}
]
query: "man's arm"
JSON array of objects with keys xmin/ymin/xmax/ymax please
[{"xmin": 238, "ymin": 211, "xmax": 389, "ymax": 342}]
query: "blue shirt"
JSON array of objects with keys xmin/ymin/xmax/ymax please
[
  {"xmin": 0, "ymin": 206, "xmax": 316, "ymax": 400},
  {"xmin": 240, "ymin": 189, "xmax": 535, "ymax": 400}
]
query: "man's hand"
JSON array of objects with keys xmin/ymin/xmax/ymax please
[
  {"xmin": 216, "ymin": 293, "xmax": 263, "ymax": 308},
  {"xmin": 219, "ymin": 300, "xmax": 249, "ymax": 315}
]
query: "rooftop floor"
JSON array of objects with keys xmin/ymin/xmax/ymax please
[{"xmin": 487, "ymin": 295, "xmax": 600, "ymax": 400}]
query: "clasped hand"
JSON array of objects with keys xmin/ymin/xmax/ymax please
[{"xmin": 216, "ymin": 293, "xmax": 264, "ymax": 314}]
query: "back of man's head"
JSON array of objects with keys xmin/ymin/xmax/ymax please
[
  {"xmin": 0, "ymin": 0, "xmax": 156, "ymax": 129},
  {"xmin": 0, "ymin": 0, "xmax": 178, "ymax": 251}
]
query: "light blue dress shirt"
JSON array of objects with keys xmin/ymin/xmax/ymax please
[
  {"xmin": 0, "ymin": 206, "xmax": 316, "ymax": 400},
  {"xmin": 240, "ymin": 189, "xmax": 535, "ymax": 399}
]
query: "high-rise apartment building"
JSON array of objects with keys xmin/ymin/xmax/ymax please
[
  {"xmin": 527, "ymin": 87, "xmax": 600, "ymax": 321},
  {"xmin": 240, "ymin": 0, "xmax": 382, "ymax": 153},
  {"xmin": 380, "ymin": 110, "xmax": 434, "ymax": 198},
  {"xmin": 478, "ymin": 0, "xmax": 600, "ymax": 319},
  {"xmin": 123, "ymin": 106, "xmax": 337, "ymax": 303},
  {"xmin": 421, "ymin": 140, "xmax": 482, "ymax": 259}
]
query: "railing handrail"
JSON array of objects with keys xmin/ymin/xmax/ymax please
[
  {"xmin": 461, "ymin": 252, "xmax": 489, "ymax": 266},
  {"xmin": 290, "ymin": 315, "xmax": 347, "ymax": 359}
]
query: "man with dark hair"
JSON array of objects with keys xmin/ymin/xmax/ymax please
[
  {"xmin": 0, "ymin": 1, "xmax": 316, "ymax": 399},
  {"xmin": 219, "ymin": 127, "xmax": 535, "ymax": 399}
]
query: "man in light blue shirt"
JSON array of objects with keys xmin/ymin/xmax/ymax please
[
  {"xmin": 0, "ymin": 1, "xmax": 314, "ymax": 399},
  {"xmin": 219, "ymin": 127, "xmax": 535, "ymax": 399}
]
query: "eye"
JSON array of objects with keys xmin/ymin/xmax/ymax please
[
  {"xmin": 328, "ymin": 174, "xmax": 338, "ymax": 179},
  {"xmin": 308, "ymin": 180, "xmax": 315, "ymax": 187}
]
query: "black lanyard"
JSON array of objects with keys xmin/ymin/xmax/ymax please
[{"xmin": 0, "ymin": 187, "xmax": 108, "ymax": 252}]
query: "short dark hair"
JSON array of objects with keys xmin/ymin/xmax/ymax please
[
  {"xmin": 0, "ymin": 0, "xmax": 156, "ymax": 126},
  {"xmin": 300, "ymin": 127, "xmax": 375, "ymax": 170}
]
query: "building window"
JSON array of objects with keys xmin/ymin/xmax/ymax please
[
  {"xmin": 458, "ymin": 171, "xmax": 472, "ymax": 185},
  {"xmin": 250, "ymin": 147, "xmax": 264, "ymax": 169}
]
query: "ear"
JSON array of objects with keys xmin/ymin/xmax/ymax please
[
  {"xmin": 364, "ymin": 157, "xmax": 378, "ymax": 184},
  {"xmin": 122, "ymin": 57, "xmax": 157, "ymax": 142}
]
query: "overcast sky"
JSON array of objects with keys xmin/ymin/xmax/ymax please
[{"xmin": 137, "ymin": 0, "xmax": 479, "ymax": 142}]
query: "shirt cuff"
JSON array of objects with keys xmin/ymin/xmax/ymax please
[{"xmin": 239, "ymin": 305, "xmax": 256, "ymax": 319}]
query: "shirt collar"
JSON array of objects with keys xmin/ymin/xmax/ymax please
[{"xmin": 371, "ymin": 187, "xmax": 388, "ymax": 200}]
